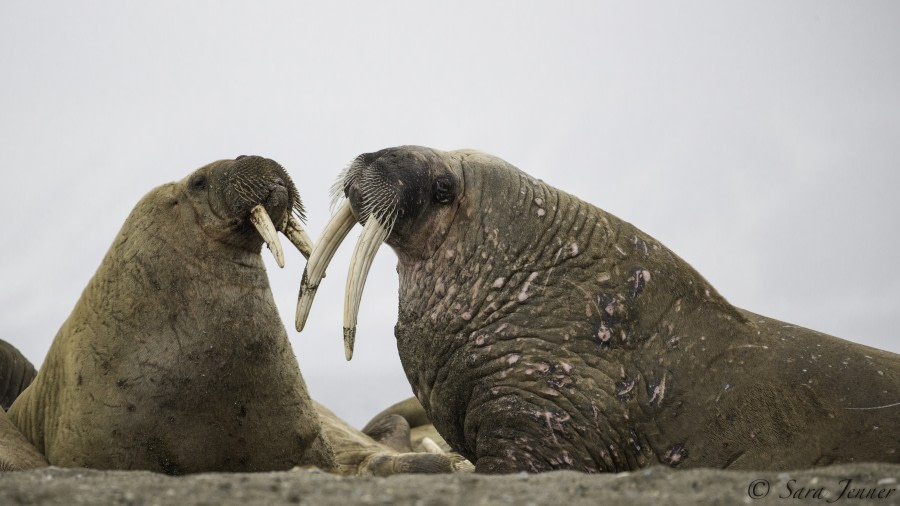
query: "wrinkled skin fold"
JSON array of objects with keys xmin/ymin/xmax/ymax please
[{"xmin": 300, "ymin": 145, "xmax": 900, "ymax": 474}]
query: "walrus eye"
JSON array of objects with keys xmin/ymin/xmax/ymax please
[
  {"xmin": 190, "ymin": 175, "xmax": 207, "ymax": 192},
  {"xmin": 433, "ymin": 177, "xmax": 454, "ymax": 204}
]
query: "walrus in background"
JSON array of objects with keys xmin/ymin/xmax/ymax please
[
  {"xmin": 296, "ymin": 146, "xmax": 900, "ymax": 473},
  {"xmin": 1, "ymin": 340, "xmax": 36, "ymax": 411},
  {"xmin": 3, "ymin": 156, "xmax": 469, "ymax": 475},
  {"xmin": 0, "ymin": 346, "xmax": 46, "ymax": 471}
]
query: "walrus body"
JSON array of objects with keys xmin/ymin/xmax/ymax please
[
  {"xmin": 8, "ymin": 156, "xmax": 334, "ymax": 473},
  {"xmin": 301, "ymin": 146, "xmax": 899, "ymax": 473}
]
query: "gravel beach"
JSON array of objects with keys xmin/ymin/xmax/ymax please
[{"xmin": 1, "ymin": 463, "xmax": 897, "ymax": 506}]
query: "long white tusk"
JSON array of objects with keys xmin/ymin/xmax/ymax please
[
  {"xmin": 282, "ymin": 215, "xmax": 314, "ymax": 259},
  {"xmin": 343, "ymin": 215, "xmax": 390, "ymax": 361},
  {"xmin": 250, "ymin": 204, "xmax": 285, "ymax": 268},
  {"xmin": 295, "ymin": 201, "xmax": 357, "ymax": 332}
]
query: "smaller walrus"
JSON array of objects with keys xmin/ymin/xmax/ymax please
[
  {"xmin": 296, "ymin": 146, "xmax": 899, "ymax": 473},
  {"xmin": 8, "ymin": 156, "xmax": 332, "ymax": 473}
]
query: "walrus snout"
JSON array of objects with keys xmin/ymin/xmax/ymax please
[
  {"xmin": 216, "ymin": 155, "xmax": 313, "ymax": 266},
  {"xmin": 295, "ymin": 146, "xmax": 461, "ymax": 360},
  {"xmin": 340, "ymin": 147, "xmax": 440, "ymax": 228},
  {"xmin": 225, "ymin": 156, "xmax": 299, "ymax": 218}
]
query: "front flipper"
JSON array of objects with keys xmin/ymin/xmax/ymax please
[
  {"xmin": 314, "ymin": 400, "xmax": 472, "ymax": 475},
  {"xmin": 362, "ymin": 396, "xmax": 457, "ymax": 453},
  {"xmin": 361, "ymin": 413, "xmax": 412, "ymax": 453}
]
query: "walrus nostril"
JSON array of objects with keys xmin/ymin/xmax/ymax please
[{"xmin": 265, "ymin": 183, "xmax": 289, "ymax": 208}]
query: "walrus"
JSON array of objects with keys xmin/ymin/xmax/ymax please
[
  {"xmin": 295, "ymin": 146, "xmax": 900, "ymax": 473},
  {"xmin": 3, "ymin": 156, "xmax": 469, "ymax": 475},
  {"xmin": 7, "ymin": 155, "xmax": 334, "ymax": 473}
]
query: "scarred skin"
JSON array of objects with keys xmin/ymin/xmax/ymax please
[
  {"xmin": 341, "ymin": 146, "xmax": 900, "ymax": 473},
  {"xmin": 7, "ymin": 156, "xmax": 332, "ymax": 473}
]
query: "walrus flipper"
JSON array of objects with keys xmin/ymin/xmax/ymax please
[
  {"xmin": 0, "ymin": 340, "xmax": 37, "ymax": 411},
  {"xmin": 361, "ymin": 413, "xmax": 412, "ymax": 453},
  {"xmin": 314, "ymin": 400, "xmax": 473, "ymax": 475},
  {"xmin": 362, "ymin": 396, "xmax": 456, "ymax": 454}
]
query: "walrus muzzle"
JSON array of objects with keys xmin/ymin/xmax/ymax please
[{"xmin": 228, "ymin": 156, "xmax": 315, "ymax": 266}]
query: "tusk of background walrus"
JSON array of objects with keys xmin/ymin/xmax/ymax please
[
  {"xmin": 421, "ymin": 437, "xmax": 444, "ymax": 454},
  {"xmin": 250, "ymin": 204, "xmax": 285, "ymax": 268},
  {"xmin": 295, "ymin": 201, "xmax": 356, "ymax": 332},
  {"xmin": 342, "ymin": 215, "xmax": 390, "ymax": 361},
  {"xmin": 282, "ymin": 215, "xmax": 314, "ymax": 259}
]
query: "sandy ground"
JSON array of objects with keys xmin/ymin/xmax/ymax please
[{"xmin": 1, "ymin": 463, "xmax": 897, "ymax": 506}]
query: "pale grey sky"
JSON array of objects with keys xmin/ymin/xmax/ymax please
[{"xmin": 1, "ymin": 1, "xmax": 898, "ymax": 427}]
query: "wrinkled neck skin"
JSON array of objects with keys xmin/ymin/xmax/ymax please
[
  {"xmin": 393, "ymin": 153, "xmax": 749, "ymax": 472},
  {"xmin": 9, "ymin": 183, "xmax": 329, "ymax": 473}
]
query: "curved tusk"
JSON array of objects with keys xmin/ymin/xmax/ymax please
[
  {"xmin": 295, "ymin": 201, "xmax": 357, "ymax": 332},
  {"xmin": 343, "ymin": 215, "xmax": 390, "ymax": 361},
  {"xmin": 250, "ymin": 204, "xmax": 285, "ymax": 268},
  {"xmin": 283, "ymin": 215, "xmax": 314, "ymax": 259}
]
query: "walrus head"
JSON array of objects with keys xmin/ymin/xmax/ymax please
[
  {"xmin": 295, "ymin": 146, "xmax": 468, "ymax": 358},
  {"xmin": 182, "ymin": 155, "xmax": 313, "ymax": 266}
]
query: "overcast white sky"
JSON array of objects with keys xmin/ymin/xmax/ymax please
[{"xmin": 1, "ymin": 2, "xmax": 898, "ymax": 427}]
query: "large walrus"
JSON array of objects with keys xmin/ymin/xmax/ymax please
[
  {"xmin": 4, "ymin": 155, "xmax": 467, "ymax": 475},
  {"xmin": 295, "ymin": 146, "xmax": 900, "ymax": 473}
]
